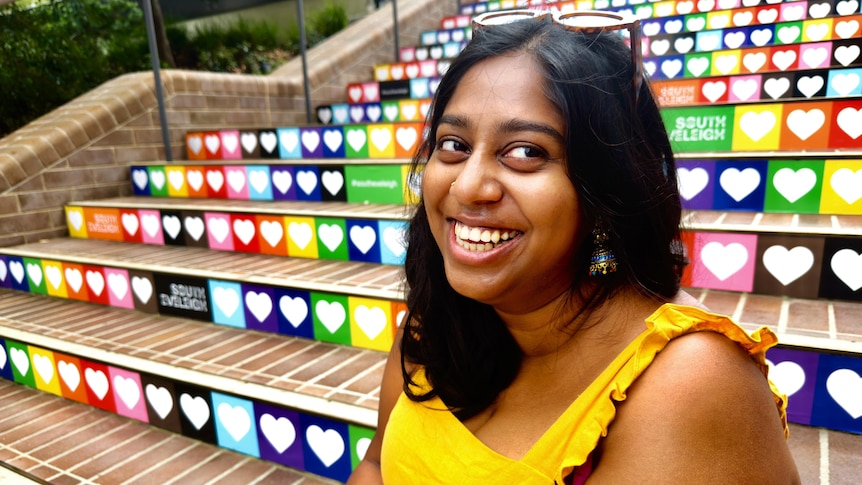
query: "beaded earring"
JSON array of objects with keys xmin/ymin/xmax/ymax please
[{"xmin": 588, "ymin": 223, "xmax": 617, "ymax": 276}]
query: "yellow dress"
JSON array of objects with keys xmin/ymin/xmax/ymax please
[{"xmin": 380, "ymin": 304, "xmax": 788, "ymax": 484}]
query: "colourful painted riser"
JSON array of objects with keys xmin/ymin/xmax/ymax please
[
  {"xmin": 0, "ymin": 335, "xmax": 373, "ymax": 482},
  {"xmin": 315, "ymin": 98, "xmax": 432, "ymax": 125},
  {"xmin": 398, "ymin": 41, "xmax": 467, "ymax": 63},
  {"xmin": 65, "ymin": 203, "xmax": 410, "ymax": 266},
  {"xmin": 129, "ymin": 163, "xmax": 418, "ymax": 205},
  {"xmin": 0, "ymin": 253, "xmax": 404, "ymax": 352}
]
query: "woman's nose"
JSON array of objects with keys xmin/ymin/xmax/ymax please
[{"xmin": 449, "ymin": 154, "xmax": 504, "ymax": 205}]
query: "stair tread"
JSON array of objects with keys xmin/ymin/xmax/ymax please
[
  {"xmin": 3, "ymin": 238, "xmax": 405, "ymax": 301},
  {"xmin": 70, "ymin": 196, "xmax": 413, "ymax": 221},
  {"xmin": 0, "ymin": 288, "xmax": 385, "ymax": 417},
  {"xmin": 685, "ymin": 210, "xmax": 862, "ymax": 237},
  {"xmin": 0, "ymin": 378, "xmax": 337, "ymax": 485}
]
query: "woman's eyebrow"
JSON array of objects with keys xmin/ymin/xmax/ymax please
[
  {"xmin": 496, "ymin": 118, "xmax": 564, "ymax": 143},
  {"xmin": 438, "ymin": 114, "xmax": 471, "ymax": 129}
]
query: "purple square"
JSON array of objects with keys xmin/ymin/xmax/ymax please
[
  {"xmin": 677, "ymin": 160, "xmax": 716, "ymax": 210},
  {"xmin": 241, "ymin": 284, "xmax": 278, "ymax": 333},
  {"xmin": 271, "ymin": 166, "xmax": 296, "ymax": 200},
  {"xmin": 254, "ymin": 402, "xmax": 304, "ymax": 469},
  {"xmin": 300, "ymin": 128, "xmax": 324, "ymax": 158},
  {"xmin": 766, "ymin": 347, "xmax": 820, "ymax": 425}
]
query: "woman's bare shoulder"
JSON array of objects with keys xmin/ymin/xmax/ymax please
[{"xmin": 587, "ymin": 326, "xmax": 799, "ymax": 484}]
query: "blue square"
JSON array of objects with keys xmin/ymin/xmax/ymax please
[
  {"xmin": 247, "ymin": 166, "xmax": 273, "ymax": 201},
  {"xmin": 809, "ymin": 352, "xmax": 862, "ymax": 434},
  {"xmin": 321, "ymin": 128, "xmax": 346, "ymax": 158},
  {"xmin": 827, "ymin": 69, "xmax": 862, "ymax": 97},
  {"xmin": 130, "ymin": 166, "xmax": 151, "ymax": 195},
  {"xmin": 275, "ymin": 289, "xmax": 315, "ymax": 339},
  {"xmin": 331, "ymin": 103, "xmax": 350, "ymax": 124},
  {"xmin": 300, "ymin": 415, "xmax": 352, "ymax": 482},
  {"xmin": 410, "ymin": 78, "xmax": 430, "ymax": 99},
  {"xmin": 748, "ymin": 25, "xmax": 774, "ymax": 48},
  {"xmin": 713, "ymin": 161, "xmax": 767, "ymax": 211},
  {"xmin": 723, "ymin": 27, "xmax": 753, "ymax": 50},
  {"xmin": 0, "ymin": 338, "xmax": 14, "ymax": 381},
  {"xmin": 277, "ymin": 128, "xmax": 302, "ymax": 159},
  {"xmin": 378, "ymin": 220, "xmax": 408, "ymax": 265},
  {"xmin": 209, "ymin": 280, "xmax": 246, "ymax": 328},
  {"xmin": 346, "ymin": 219, "xmax": 381, "ymax": 263},
  {"xmin": 656, "ymin": 55, "xmax": 686, "ymax": 80},
  {"xmin": 6, "ymin": 257, "xmax": 28, "ymax": 292},
  {"xmin": 211, "ymin": 392, "xmax": 260, "ymax": 458},
  {"xmin": 295, "ymin": 167, "xmax": 322, "ymax": 201},
  {"xmin": 0, "ymin": 255, "xmax": 11, "ymax": 289}
]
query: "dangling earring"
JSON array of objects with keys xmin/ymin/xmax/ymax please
[{"xmin": 589, "ymin": 222, "xmax": 617, "ymax": 276}]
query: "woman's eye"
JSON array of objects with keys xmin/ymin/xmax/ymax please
[
  {"xmin": 438, "ymin": 139, "xmax": 466, "ymax": 152},
  {"xmin": 505, "ymin": 146, "xmax": 545, "ymax": 159}
]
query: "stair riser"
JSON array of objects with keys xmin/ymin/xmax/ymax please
[
  {"xmin": 66, "ymin": 206, "xmax": 409, "ymax": 266},
  {"xmin": 185, "ymin": 123, "xmax": 425, "ymax": 161},
  {"xmin": 0, "ymin": 336, "xmax": 372, "ymax": 483},
  {"xmin": 129, "ymin": 164, "xmax": 419, "ymax": 205},
  {"xmin": 0, "ymin": 255, "xmax": 404, "ymax": 352}
]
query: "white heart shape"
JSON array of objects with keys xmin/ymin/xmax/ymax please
[
  {"xmin": 113, "ymin": 375, "xmax": 141, "ymax": 410},
  {"xmin": 180, "ymin": 393, "xmax": 210, "ymax": 430},
  {"xmin": 315, "ymin": 300, "xmax": 346, "ymax": 334},
  {"xmin": 831, "ymin": 249, "xmax": 862, "ymax": 291},
  {"xmin": 213, "ymin": 286, "xmax": 240, "ymax": 318},
  {"xmin": 321, "ymin": 171, "xmax": 344, "ymax": 196},
  {"xmin": 288, "ymin": 222, "xmax": 313, "ymax": 250},
  {"xmin": 766, "ymin": 359, "xmax": 806, "ymax": 397},
  {"xmin": 772, "ymin": 168, "xmax": 816, "ymax": 203},
  {"xmin": 739, "ymin": 111, "xmax": 776, "ymax": 142},
  {"xmin": 786, "ymin": 109, "xmax": 825, "ymax": 141},
  {"xmin": 355, "ymin": 305, "xmax": 387, "ymax": 340},
  {"xmin": 719, "ymin": 167, "xmax": 761, "ymax": 202},
  {"xmin": 677, "ymin": 167, "xmax": 709, "ymax": 201},
  {"xmin": 260, "ymin": 414, "xmax": 296, "ymax": 453},
  {"xmin": 350, "ymin": 225, "xmax": 377, "ymax": 254},
  {"xmin": 826, "ymin": 368, "xmax": 862, "ymax": 419},
  {"xmin": 318, "ymin": 224, "xmax": 344, "ymax": 252},
  {"xmin": 279, "ymin": 296, "xmax": 309, "ymax": 328},
  {"xmin": 57, "ymin": 360, "xmax": 80, "ymax": 391},
  {"xmin": 131, "ymin": 276, "xmax": 153, "ymax": 304},
  {"xmin": 830, "ymin": 168, "xmax": 862, "ymax": 204},
  {"xmin": 245, "ymin": 291, "xmax": 273, "ymax": 323},
  {"xmin": 217, "ymin": 403, "xmax": 251, "ymax": 442},
  {"xmin": 146, "ymin": 384, "xmax": 173, "ymax": 419},
  {"xmin": 85, "ymin": 367, "xmax": 109, "ymax": 400},
  {"xmin": 305, "ymin": 425, "xmax": 345, "ymax": 468},
  {"xmin": 762, "ymin": 246, "xmax": 814, "ymax": 286},
  {"xmin": 33, "ymin": 353, "xmax": 54, "ymax": 384},
  {"xmin": 701, "ymin": 241, "xmax": 748, "ymax": 281}
]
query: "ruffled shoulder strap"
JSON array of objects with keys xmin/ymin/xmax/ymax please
[{"xmin": 524, "ymin": 303, "xmax": 788, "ymax": 482}]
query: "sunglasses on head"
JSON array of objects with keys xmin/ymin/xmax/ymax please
[{"xmin": 471, "ymin": 9, "xmax": 644, "ymax": 102}]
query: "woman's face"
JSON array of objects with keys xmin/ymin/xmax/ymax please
[{"xmin": 423, "ymin": 53, "xmax": 584, "ymax": 314}]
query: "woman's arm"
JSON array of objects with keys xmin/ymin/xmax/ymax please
[
  {"xmin": 587, "ymin": 331, "xmax": 800, "ymax": 484},
  {"xmin": 346, "ymin": 327, "xmax": 406, "ymax": 484}
]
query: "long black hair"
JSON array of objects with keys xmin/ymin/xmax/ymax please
[{"xmin": 401, "ymin": 16, "xmax": 686, "ymax": 420}]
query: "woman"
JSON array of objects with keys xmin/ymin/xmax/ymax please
[{"xmin": 348, "ymin": 10, "xmax": 799, "ymax": 484}]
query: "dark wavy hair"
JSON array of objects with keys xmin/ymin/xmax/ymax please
[{"xmin": 401, "ymin": 16, "xmax": 686, "ymax": 420}]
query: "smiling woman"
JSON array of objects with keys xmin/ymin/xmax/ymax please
[{"xmin": 347, "ymin": 9, "xmax": 800, "ymax": 485}]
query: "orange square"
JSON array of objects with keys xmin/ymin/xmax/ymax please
[
  {"xmin": 655, "ymin": 80, "xmax": 701, "ymax": 107},
  {"xmin": 257, "ymin": 215, "xmax": 288, "ymax": 256},
  {"xmin": 82, "ymin": 207, "xmax": 123, "ymax": 241},
  {"xmin": 779, "ymin": 101, "xmax": 833, "ymax": 150},
  {"xmin": 186, "ymin": 133, "xmax": 206, "ymax": 160},
  {"xmin": 184, "ymin": 166, "xmax": 209, "ymax": 198},
  {"xmin": 394, "ymin": 123, "xmax": 424, "ymax": 158}
]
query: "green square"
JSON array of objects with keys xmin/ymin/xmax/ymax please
[
  {"xmin": 775, "ymin": 21, "xmax": 803, "ymax": 45},
  {"xmin": 6, "ymin": 341, "xmax": 36, "ymax": 387},
  {"xmin": 345, "ymin": 125, "xmax": 369, "ymax": 159},
  {"xmin": 23, "ymin": 258, "xmax": 47, "ymax": 295},
  {"xmin": 684, "ymin": 52, "xmax": 712, "ymax": 78},
  {"xmin": 381, "ymin": 101, "xmax": 400, "ymax": 122},
  {"xmin": 311, "ymin": 292, "xmax": 351, "ymax": 345},
  {"xmin": 685, "ymin": 13, "xmax": 707, "ymax": 32},
  {"xmin": 316, "ymin": 218, "xmax": 349, "ymax": 261},
  {"xmin": 764, "ymin": 160, "xmax": 824, "ymax": 213},
  {"xmin": 147, "ymin": 166, "xmax": 169, "ymax": 197},
  {"xmin": 349, "ymin": 424, "xmax": 376, "ymax": 469},
  {"xmin": 662, "ymin": 106, "xmax": 734, "ymax": 153},
  {"xmin": 345, "ymin": 165, "xmax": 405, "ymax": 204}
]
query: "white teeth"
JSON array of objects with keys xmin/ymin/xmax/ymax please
[{"xmin": 453, "ymin": 221, "xmax": 520, "ymax": 252}]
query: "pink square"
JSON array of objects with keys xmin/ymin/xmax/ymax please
[
  {"xmin": 362, "ymin": 82, "xmax": 380, "ymax": 102},
  {"xmin": 728, "ymin": 75, "xmax": 763, "ymax": 102},
  {"xmin": 220, "ymin": 131, "xmax": 242, "ymax": 159},
  {"xmin": 109, "ymin": 367, "xmax": 148, "ymax": 422},
  {"xmin": 690, "ymin": 232, "xmax": 758, "ymax": 292},
  {"xmin": 205, "ymin": 212, "xmax": 234, "ymax": 250},
  {"xmin": 139, "ymin": 210, "xmax": 164, "ymax": 245},
  {"xmin": 224, "ymin": 166, "xmax": 250, "ymax": 199},
  {"xmin": 779, "ymin": 2, "xmax": 807, "ymax": 22},
  {"xmin": 104, "ymin": 268, "xmax": 134, "ymax": 309},
  {"xmin": 798, "ymin": 42, "xmax": 832, "ymax": 69}
]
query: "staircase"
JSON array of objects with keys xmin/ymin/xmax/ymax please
[{"xmin": 1, "ymin": 0, "xmax": 861, "ymax": 483}]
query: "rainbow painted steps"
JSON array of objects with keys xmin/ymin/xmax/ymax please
[{"xmin": 0, "ymin": 288, "xmax": 379, "ymax": 483}]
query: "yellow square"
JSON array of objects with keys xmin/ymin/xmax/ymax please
[
  {"xmin": 164, "ymin": 166, "xmax": 189, "ymax": 197},
  {"xmin": 403, "ymin": 164, "xmax": 422, "ymax": 205},
  {"xmin": 42, "ymin": 260, "xmax": 68, "ymax": 298},
  {"xmin": 285, "ymin": 216, "xmax": 319, "ymax": 258},
  {"xmin": 732, "ymin": 104, "xmax": 783, "ymax": 151},
  {"xmin": 66, "ymin": 207, "xmax": 88, "ymax": 238},
  {"xmin": 368, "ymin": 124, "xmax": 396, "ymax": 158},
  {"xmin": 349, "ymin": 297, "xmax": 394, "ymax": 351},
  {"xmin": 802, "ymin": 18, "xmax": 833, "ymax": 43},
  {"xmin": 398, "ymin": 100, "xmax": 421, "ymax": 122},
  {"xmin": 707, "ymin": 11, "xmax": 732, "ymax": 30},
  {"xmin": 710, "ymin": 49, "xmax": 741, "ymax": 76},
  {"xmin": 820, "ymin": 160, "xmax": 862, "ymax": 215},
  {"xmin": 29, "ymin": 346, "xmax": 63, "ymax": 396}
]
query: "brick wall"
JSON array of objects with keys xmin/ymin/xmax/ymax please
[{"xmin": 0, "ymin": 0, "xmax": 455, "ymax": 247}]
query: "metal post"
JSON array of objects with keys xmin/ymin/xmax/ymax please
[
  {"xmin": 392, "ymin": 0, "xmax": 400, "ymax": 62},
  {"xmin": 298, "ymin": 0, "xmax": 313, "ymax": 123},
  {"xmin": 142, "ymin": 0, "xmax": 172, "ymax": 161}
]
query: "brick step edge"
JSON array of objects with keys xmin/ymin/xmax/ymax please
[{"xmin": 0, "ymin": 324, "xmax": 374, "ymax": 483}]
